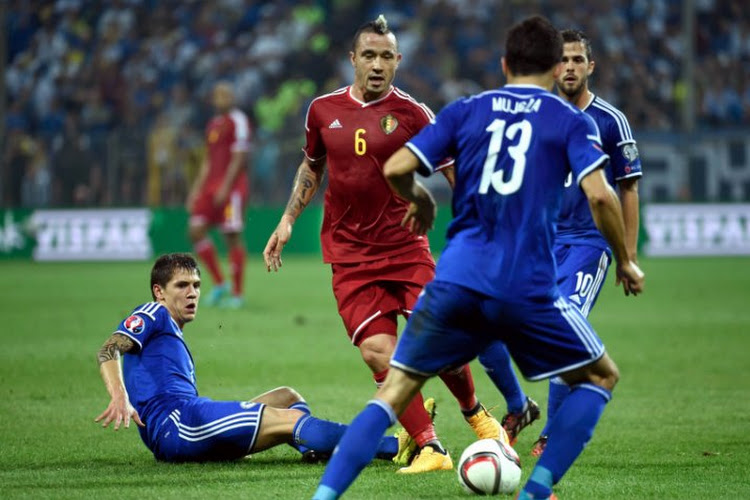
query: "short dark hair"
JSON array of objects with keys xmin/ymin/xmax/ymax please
[
  {"xmin": 561, "ymin": 29, "xmax": 593, "ymax": 61},
  {"xmin": 150, "ymin": 253, "xmax": 200, "ymax": 300},
  {"xmin": 351, "ymin": 14, "xmax": 395, "ymax": 52},
  {"xmin": 505, "ymin": 16, "xmax": 562, "ymax": 76}
]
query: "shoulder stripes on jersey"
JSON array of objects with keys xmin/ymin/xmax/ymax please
[
  {"xmin": 229, "ymin": 109, "xmax": 251, "ymax": 150},
  {"xmin": 168, "ymin": 407, "xmax": 262, "ymax": 444},
  {"xmin": 304, "ymin": 87, "xmax": 349, "ymax": 132},
  {"xmin": 392, "ymin": 87, "xmax": 434, "ymax": 118},
  {"xmin": 392, "ymin": 87, "xmax": 436, "ymax": 121},
  {"xmin": 591, "ymin": 97, "xmax": 634, "ymax": 143},
  {"xmin": 134, "ymin": 302, "xmax": 162, "ymax": 320}
]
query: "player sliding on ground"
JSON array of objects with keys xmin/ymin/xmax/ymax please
[{"xmin": 94, "ymin": 253, "xmax": 398, "ymax": 462}]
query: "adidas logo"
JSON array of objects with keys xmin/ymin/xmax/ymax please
[{"xmin": 328, "ymin": 119, "xmax": 342, "ymax": 129}]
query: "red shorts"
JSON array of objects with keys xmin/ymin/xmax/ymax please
[
  {"xmin": 331, "ymin": 246, "xmax": 436, "ymax": 346},
  {"xmin": 189, "ymin": 189, "xmax": 247, "ymax": 232}
]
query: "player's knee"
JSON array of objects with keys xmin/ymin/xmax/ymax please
[
  {"xmin": 596, "ymin": 355, "xmax": 620, "ymax": 392},
  {"xmin": 359, "ymin": 345, "xmax": 391, "ymax": 373},
  {"xmin": 272, "ymin": 386, "xmax": 304, "ymax": 407}
]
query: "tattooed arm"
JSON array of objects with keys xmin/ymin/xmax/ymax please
[
  {"xmin": 95, "ymin": 333, "xmax": 145, "ymax": 430},
  {"xmin": 263, "ymin": 156, "xmax": 326, "ymax": 272}
]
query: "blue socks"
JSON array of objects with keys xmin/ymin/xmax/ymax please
[
  {"xmin": 313, "ymin": 400, "xmax": 397, "ymax": 500},
  {"xmin": 540, "ymin": 377, "xmax": 571, "ymax": 437},
  {"xmin": 289, "ymin": 401, "xmax": 312, "ymax": 454},
  {"xmin": 479, "ymin": 341, "xmax": 526, "ymax": 413},
  {"xmin": 293, "ymin": 407, "xmax": 398, "ymax": 460},
  {"xmin": 522, "ymin": 383, "xmax": 611, "ymax": 497}
]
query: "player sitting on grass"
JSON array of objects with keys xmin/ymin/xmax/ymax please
[{"xmin": 94, "ymin": 252, "xmax": 398, "ymax": 462}]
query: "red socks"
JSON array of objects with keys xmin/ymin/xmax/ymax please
[
  {"xmin": 194, "ymin": 238, "xmax": 224, "ymax": 285},
  {"xmin": 439, "ymin": 364, "xmax": 478, "ymax": 412},
  {"xmin": 374, "ymin": 369, "xmax": 437, "ymax": 448},
  {"xmin": 228, "ymin": 244, "xmax": 246, "ymax": 296}
]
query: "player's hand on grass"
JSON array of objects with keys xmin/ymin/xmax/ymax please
[
  {"xmin": 401, "ymin": 186, "xmax": 436, "ymax": 235},
  {"xmin": 615, "ymin": 260, "xmax": 644, "ymax": 297},
  {"xmin": 95, "ymin": 396, "xmax": 145, "ymax": 431},
  {"xmin": 263, "ymin": 216, "xmax": 294, "ymax": 272}
]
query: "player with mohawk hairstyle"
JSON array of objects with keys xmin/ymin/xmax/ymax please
[
  {"xmin": 311, "ymin": 15, "xmax": 644, "ymax": 500},
  {"xmin": 264, "ymin": 14, "xmax": 503, "ymax": 474}
]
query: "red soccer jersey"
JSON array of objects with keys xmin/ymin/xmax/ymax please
[
  {"xmin": 204, "ymin": 108, "xmax": 251, "ymax": 194},
  {"xmin": 304, "ymin": 86, "xmax": 451, "ymax": 264}
]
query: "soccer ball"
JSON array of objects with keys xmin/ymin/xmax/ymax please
[{"xmin": 457, "ymin": 438, "xmax": 522, "ymax": 495}]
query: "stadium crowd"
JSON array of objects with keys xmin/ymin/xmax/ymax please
[{"xmin": 3, "ymin": 0, "xmax": 749, "ymax": 208}]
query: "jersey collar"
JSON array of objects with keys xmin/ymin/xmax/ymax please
[
  {"xmin": 348, "ymin": 85, "xmax": 395, "ymax": 108},
  {"xmin": 504, "ymin": 84, "xmax": 547, "ymax": 91},
  {"xmin": 581, "ymin": 91, "xmax": 596, "ymax": 112}
]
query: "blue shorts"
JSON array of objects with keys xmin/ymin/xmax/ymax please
[
  {"xmin": 148, "ymin": 398, "xmax": 266, "ymax": 462},
  {"xmin": 391, "ymin": 280, "xmax": 605, "ymax": 381},
  {"xmin": 555, "ymin": 244, "xmax": 611, "ymax": 317}
]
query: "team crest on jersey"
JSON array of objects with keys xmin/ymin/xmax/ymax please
[
  {"xmin": 124, "ymin": 315, "xmax": 144, "ymax": 334},
  {"xmin": 380, "ymin": 114, "xmax": 398, "ymax": 135},
  {"xmin": 622, "ymin": 143, "xmax": 639, "ymax": 163}
]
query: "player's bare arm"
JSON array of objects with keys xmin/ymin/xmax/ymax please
[
  {"xmin": 580, "ymin": 169, "xmax": 644, "ymax": 296},
  {"xmin": 440, "ymin": 165, "xmax": 456, "ymax": 189},
  {"xmin": 186, "ymin": 158, "xmax": 209, "ymax": 210},
  {"xmin": 617, "ymin": 177, "xmax": 640, "ymax": 263},
  {"xmin": 95, "ymin": 333, "xmax": 145, "ymax": 431},
  {"xmin": 214, "ymin": 150, "xmax": 248, "ymax": 206},
  {"xmin": 384, "ymin": 147, "xmax": 437, "ymax": 235},
  {"xmin": 263, "ymin": 157, "xmax": 326, "ymax": 272}
]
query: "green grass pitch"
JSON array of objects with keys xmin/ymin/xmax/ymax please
[{"xmin": 1, "ymin": 256, "xmax": 749, "ymax": 499}]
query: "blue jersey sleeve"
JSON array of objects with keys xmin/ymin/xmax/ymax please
[
  {"xmin": 568, "ymin": 112, "xmax": 610, "ymax": 185},
  {"xmin": 406, "ymin": 100, "xmax": 462, "ymax": 177},
  {"xmin": 604, "ymin": 118, "xmax": 642, "ymax": 182},
  {"xmin": 114, "ymin": 302, "xmax": 166, "ymax": 352}
]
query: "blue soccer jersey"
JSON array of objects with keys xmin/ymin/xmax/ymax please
[
  {"xmin": 115, "ymin": 302, "xmax": 198, "ymax": 444},
  {"xmin": 556, "ymin": 95, "xmax": 642, "ymax": 250},
  {"xmin": 407, "ymin": 84, "xmax": 608, "ymax": 300}
]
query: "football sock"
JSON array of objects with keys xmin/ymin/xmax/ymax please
[
  {"xmin": 540, "ymin": 377, "xmax": 570, "ymax": 437},
  {"xmin": 194, "ymin": 238, "xmax": 224, "ymax": 285},
  {"xmin": 289, "ymin": 401, "xmax": 311, "ymax": 454},
  {"xmin": 314, "ymin": 400, "xmax": 397, "ymax": 500},
  {"xmin": 530, "ymin": 383, "xmax": 611, "ymax": 488},
  {"xmin": 293, "ymin": 412, "xmax": 398, "ymax": 459},
  {"xmin": 374, "ymin": 369, "xmax": 436, "ymax": 448},
  {"xmin": 439, "ymin": 364, "xmax": 478, "ymax": 412},
  {"xmin": 228, "ymin": 244, "xmax": 245, "ymax": 296},
  {"xmin": 461, "ymin": 401, "xmax": 483, "ymax": 418},
  {"xmin": 478, "ymin": 342, "xmax": 526, "ymax": 413},
  {"xmin": 520, "ymin": 466, "xmax": 554, "ymax": 499}
]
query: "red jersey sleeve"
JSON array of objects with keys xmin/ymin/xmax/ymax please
[
  {"xmin": 303, "ymin": 99, "xmax": 327, "ymax": 161},
  {"xmin": 229, "ymin": 109, "xmax": 251, "ymax": 153}
]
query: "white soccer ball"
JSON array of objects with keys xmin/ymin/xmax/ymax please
[{"xmin": 457, "ymin": 438, "xmax": 522, "ymax": 495}]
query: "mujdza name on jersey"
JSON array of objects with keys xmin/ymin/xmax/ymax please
[{"xmin": 492, "ymin": 97, "xmax": 542, "ymax": 114}]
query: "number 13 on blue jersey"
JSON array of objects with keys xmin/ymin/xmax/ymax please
[{"xmin": 478, "ymin": 119, "xmax": 532, "ymax": 196}]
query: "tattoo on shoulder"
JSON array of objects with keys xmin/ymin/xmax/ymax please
[{"xmin": 97, "ymin": 333, "xmax": 136, "ymax": 364}]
